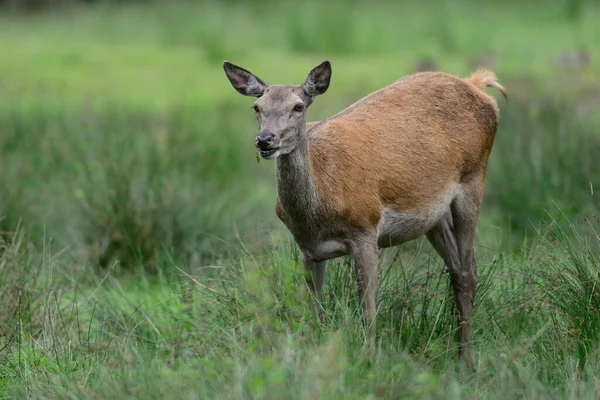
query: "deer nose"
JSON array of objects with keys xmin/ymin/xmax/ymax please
[{"xmin": 255, "ymin": 132, "xmax": 276, "ymax": 150}]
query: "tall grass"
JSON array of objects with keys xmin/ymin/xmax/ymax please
[
  {"xmin": 0, "ymin": 103, "xmax": 274, "ymax": 269},
  {"xmin": 2, "ymin": 197, "xmax": 600, "ymax": 398},
  {"xmin": 486, "ymin": 100, "xmax": 600, "ymax": 237}
]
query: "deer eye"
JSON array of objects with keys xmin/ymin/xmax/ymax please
[{"xmin": 293, "ymin": 104, "xmax": 304, "ymax": 113}]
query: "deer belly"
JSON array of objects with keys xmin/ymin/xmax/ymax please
[
  {"xmin": 302, "ymin": 239, "xmax": 350, "ymax": 262},
  {"xmin": 377, "ymin": 206, "xmax": 448, "ymax": 248}
]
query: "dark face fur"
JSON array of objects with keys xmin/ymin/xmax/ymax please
[{"xmin": 223, "ymin": 60, "xmax": 331, "ymax": 159}]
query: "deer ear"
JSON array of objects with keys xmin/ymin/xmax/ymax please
[
  {"xmin": 303, "ymin": 61, "xmax": 332, "ymax": 98},
  {"xmin": 223, "ymin": 61, "xmax": 268, "ymax": 97}
]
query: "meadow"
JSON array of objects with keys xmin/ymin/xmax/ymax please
[{"xmin": 1, "ymin": 0, "xmax": 600, "ymax": 398}]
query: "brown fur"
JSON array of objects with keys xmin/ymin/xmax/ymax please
[{"xmin": 294, "ymin": 72, "xmax": 502, "ymax": 229}]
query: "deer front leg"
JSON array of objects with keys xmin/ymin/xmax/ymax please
[
  {"xmin": 303, "ymin": 258, "xmax": 326, "ymax": 317},
  {"xmin": 351, "ymin": 237, "xmax": 379, "ymax": 346}
]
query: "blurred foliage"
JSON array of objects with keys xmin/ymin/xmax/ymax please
[
  {"xmin": 0, "ymin": 0, "xmax": 598, "ymax": 108},
  {"xmin": 0, "ymin": 103, "xmax": 274, "ymax": 269},
  {"xmin": 487, "ymin": 101, "xmax": 600, "ymax": 235}
]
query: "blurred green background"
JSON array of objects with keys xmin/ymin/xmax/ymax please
[{"xmin": 1, "ymin": 0, "xmax": 600, "ymax": 399}]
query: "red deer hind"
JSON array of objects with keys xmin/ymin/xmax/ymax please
[{"xmin": 223, "ymin": 60, "xmax": 506, "ymax": 371}]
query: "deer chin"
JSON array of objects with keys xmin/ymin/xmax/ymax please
[{"xmin": 259, "ymin": 148, "xmax": 280, "ymax": 160}]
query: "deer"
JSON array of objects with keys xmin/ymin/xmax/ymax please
[{"xmin": 223, "ymin": 60, "xmax": 506, "ymax": 371}]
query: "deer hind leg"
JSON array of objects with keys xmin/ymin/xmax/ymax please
[
  {"xmin": 426, "ymin": 179, "xmax": 482, "ymax": 372},
  {"xmin": 426, "ymin": 211, "xmax": 459, "ymax": 274},
  {"xmin": 447, "ymin": 177, "xmax": 484, "ymax": 372},
  {"xmin": 426, "ymin": 213, "xmax": 470, "ymax": 366}
]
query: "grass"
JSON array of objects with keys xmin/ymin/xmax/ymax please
[
  {"xmin": 1, "ymin": 0, "xmax": 600, "ymax": 398},
  {"xmin": 2, "ymin": 205, "xmax": 600, "ymax": 398},
  {"xmin": 0, "ymin": 0, "xmax": 599, "ymax": 108}
]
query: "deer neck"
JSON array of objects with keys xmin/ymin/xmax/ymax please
[{"xmin": 275, "ymin": 132, "xmax": 320, "ymax": 220}]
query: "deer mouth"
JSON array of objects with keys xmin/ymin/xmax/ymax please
[{"xmin": 259, "ymin": 148, "xmax": 280, "ymax": 159}]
